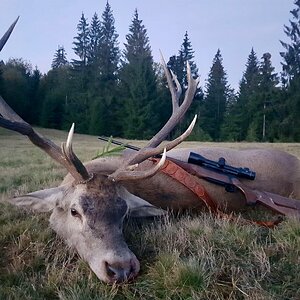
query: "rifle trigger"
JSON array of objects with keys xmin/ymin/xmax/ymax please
[
  {"xmin": 218, "ymin": 157, "xmax": 226, "ymax": 168},
  {"xmin": 225, "ymin": 184, "xmax": 236, "ymax": 193}
]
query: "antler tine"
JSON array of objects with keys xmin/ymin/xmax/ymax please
[
  {"xmin": 0, "ymin": 96, "xmax": 91, "ymax": 183},
  {"xmin": 170, "ymin": 69, "xmax": 182, "ymax": 111},
  {"xmin": 109, "ymin": 148, "xmax": 167, "ymax": 182},
  {"xmin": 183, "ymin": 60, "xmax": 200, "ymax": 109},
  {"xmin": 118, "ymin": 114, "xmax": 197, "ymax": 166},
  {"xmin": 0, "ymin": 17, "xmax": 19, "ymax": 52},
  {"xmin": 159, "ymin": 50, "xmax": 181, "ymax": 110},
  {"xmin": 61, "ymin": 124, "xmax": 92, "ymax": 183}
]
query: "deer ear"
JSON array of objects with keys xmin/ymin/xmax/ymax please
[
  {"xmin": 8, "ymin": 186, "xmax": 67, "ymax": 212},
  {"xmin": 128, "ymin": 205, "xmax": 166, "ymax": 218},
  {"xmin": 118, "ymin": 186, "xmax": 166, "ymax": 218}
]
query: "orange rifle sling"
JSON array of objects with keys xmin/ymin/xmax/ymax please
[
  {"xmin": 151, "ymin": 158, "xmax": 281, "ymax": 228},
  {"xmin": 151, "ymin": 158, "xmax": 218, "ymax": 213}
]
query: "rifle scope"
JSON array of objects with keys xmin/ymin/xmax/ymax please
[{"xmin": 188, "ymin": 152, "xmax": 256, "ymax": 180}]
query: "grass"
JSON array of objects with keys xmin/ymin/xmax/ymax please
[{"xmin": 0, "ymin": 127, "xmax": 300, "ymax": 299}]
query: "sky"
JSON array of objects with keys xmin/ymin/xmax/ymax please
[{"xmin": 0, "ymin": 0, "xmax": 294, "ymax": 90}]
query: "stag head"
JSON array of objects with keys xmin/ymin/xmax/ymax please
[{"xmin": 0, "ymin": 20, "xmax": 199, "ymax": 283}]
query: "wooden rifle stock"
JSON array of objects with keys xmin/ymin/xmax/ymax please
[{"xmin": 167, "ymin": 157, "xmax": 300, "ymax": 218}]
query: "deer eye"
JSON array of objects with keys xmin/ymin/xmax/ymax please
[{"xmin": 70, "ymin": 208, "xmax": 80, "ymax": 218}]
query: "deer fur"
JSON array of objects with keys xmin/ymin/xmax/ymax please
[{"xmin": 81, "ymin": 147, "xmax": 300, "ymax": 213}]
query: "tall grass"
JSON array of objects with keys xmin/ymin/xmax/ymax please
[{"xmin": 0, "ymin": 127, "xmax": 299, "ymax": 299}]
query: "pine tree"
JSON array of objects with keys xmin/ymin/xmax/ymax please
[
  {"xmin": 258, "ymin": 53, "xmax": 280, "ymax": 141},
  {"xmin": 167, "ymin": 31, "xmax": 199, "ymax": 88},
  {"xmin": 166, "ymin": 32, "xmax": 202, "ymax": 138},
  {"xmin": 233, "ymin": 48, "xmax": 260, "ymax": 141},
  {"xmin": 179, "ymin": 31, "xmax": 199, "ymax": 85},
  {"xmin": 246, "ymin": 53, "xmax": 279, "ymax": 141},
  {"xmin": 72, "ymin": 13, "xmax": 90, "ymax": 68},
  {"xmin": 88, "ymin": 13, "xmax": 101, "ymax": 64},
  {"xmin": 124, "ymin": 10, "xmax": 152, "ymax": 63},
  {"xmin": 51, "ymin": 46, "xmax": 68, "ymax": 69},
  {"xmin": 280, "ymin": 0, "xmax": 300, "ymax": 85},
  {"xmin": 119, "ymin": 9, "xmax": 160, "ymax": 139},
  {"xmin": 280, "ymin": 0, "xmax": 300, "ymax": 141},
  {"xmin": 89, "ymin": 1, "xmax": 121, "ymax": 136},
  {"xmin": 68, "ymin": 13, "xmax": 91, "ymax": 132},
  {"xmin": 98, "ymin": 2, "xmax": 120, "ymax": 78},
  {"xmin": 201, "ymin": 49, "xmax": 230, "ymax": 141}
]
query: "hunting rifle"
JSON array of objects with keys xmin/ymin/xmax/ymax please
[{"xmin": 98, "ymin": 136, "xmax": 300, "ymax": 218}]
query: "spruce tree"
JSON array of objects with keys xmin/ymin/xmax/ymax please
[
  {"xmin": 202, "ymin": 49, "xmax": 230, "ymax": 141},
  {"xmin": 167, "ymin": 31, "xmax": 199, "ymax": 89},
  {"xmin": 88, "ymin": 13, "xmax": 101, "ymax": 64},
  {"xmin": 72, "ymin": 13, "xmax": 90, "ymax": 69},
  {"xmin": 245, "ymin": 53, "xmax": 279, "ymax": 141},
  {"xmin": 51, "ymin": 46, "xmax": 68, "ymax": 69},
  {"xmin": 280, "ymin": 0, "xmax": 300, "ymax": 85},
  {"xmin": 280, "ymin": 0, "xmax": 300, "ymax": 141},
  {"xmin": 166, "ymin": 32, "xmax": 202, "ymax": 138},
  {"xmin": 68, "ymin": 13, "xmax": 91, "ymax": 133},
  {"xmin": 98, "ymin": 2, "xmax": 120, "ymax": 78},
  {"xmin": 89, "ymin": 1, "xmax": 121, "ymax": 136},
  {"xmin": 258, "ymin": 53, "xmax": 280, "ymax": 141},
  {"xmin": 234, "ymin": 48, "xmax": 260, "ymax": 141},
  {"xmin": 120, "ymin": 9, "xmax": 160, "ymax": 139}
]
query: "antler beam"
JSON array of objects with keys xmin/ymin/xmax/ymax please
[
  {"xmin": 0, "ymin": 96, "xmax": 91, "ymax": 183},
  {"xmin": 0, "ymin": 17, "xmax": 19, "ymax": 52}
]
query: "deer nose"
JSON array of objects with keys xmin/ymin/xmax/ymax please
[{"xmin": 105, "ymin": 259, "xmax": 139, "ymax": 283}]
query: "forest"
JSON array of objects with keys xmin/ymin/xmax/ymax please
[{"xmin": 0, "ymin": 1, "xmax": 299, "ymax": 142}]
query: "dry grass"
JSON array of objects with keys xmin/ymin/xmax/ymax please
[{"xmin": 0, "ymin": 127, "xmax": 300, "ymax": 299}]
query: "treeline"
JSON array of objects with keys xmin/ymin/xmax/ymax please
[{"xmin": 0, "ymin": 1, "xmax": 299, "ymax": 142}]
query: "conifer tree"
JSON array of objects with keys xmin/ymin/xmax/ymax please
[
  {"xmin": 88, "ymin": 13, "xmax": 101, "ymax": 64},
  {"xmin": 89, "ymin": 1, "xmax": 121, "ymax": 135},
  {"xmin": 72, "ymin": 13, "xmax": 90, "ymax": 69},
  {"xmin": 245, "ymin": 53, "xmax": 279, "ymax": 141},
  {"xmin": 233, "ymin": 48, "xmax": 260, "ymax": 141},
  {"xmin": 280, "ymin": 0, "xmax": 300, "ymax": 85},
  {"xmin": 51, "ymin": 46, "xmax": 68, "ymax": 69},
  {"xmin": 201, "ymin": 49, "xmax": 230, "ymax": 141},
  {"xmin": 166, "ymin": 32, "xmax": 202, "ymax": 138},
  {"xmin": 98, "ymin": 2, "xmax": 120, "ymax": 78},
  {"xmin": 280, "ymin": 0, "xmax": 300, "ymax": 141},
  {"xmin": 257, "ymin": 53, "xmax": 280, "ymax": 141},
  {"xmin": 167, "ymin": 31, "xmax": 199, "ymax": 89},
  {"xmin": 68, "ymin": 13, "xmax": 91, "ymax": 133},
  {"xmin": 120, "ymin": 9, "xmax": 160, "ymax": 139}
]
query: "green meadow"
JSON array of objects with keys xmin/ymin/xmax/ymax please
[{"xmin": 0, "ymin": 127, "xmax": 299, "ymax": 300}]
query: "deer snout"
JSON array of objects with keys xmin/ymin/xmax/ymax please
[{"xmin": 104, "ymin": 257, "xmax": 140, "ymax": 283}]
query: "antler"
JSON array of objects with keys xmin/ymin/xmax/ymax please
[
  {"xmin": 0, "ymin": 17, "xmax": 91, "ymax": 183},
  {"xmin": 0, "ymin": 97, "xmax": 91, "ymax": 183},
  {"xmin": 0, "ymin": 17, "xmax": 19, "ymax": 52},
  {"xmin": 109, "ymin": 53, "xmax": 199, "ymax": 182},
  {"xmin": 0, "ymin": 96, "xmax": 92, "ymax": 183}
]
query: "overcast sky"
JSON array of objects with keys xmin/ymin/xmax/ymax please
[{"xmin": 0, "ymin": 0, "xmax": 294, "ymax": 90}]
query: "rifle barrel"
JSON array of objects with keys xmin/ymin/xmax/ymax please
[{"xmin": 98, "ymin": 136, "xmax": 140, "ymax": 151}]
